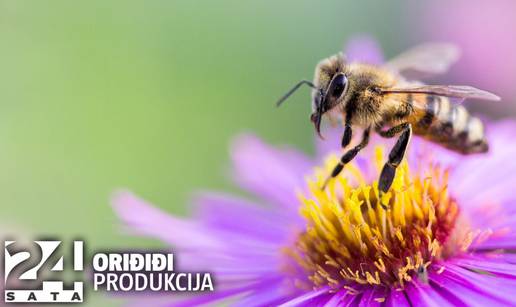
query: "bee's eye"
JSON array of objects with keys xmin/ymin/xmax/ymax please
[{"xmin": 330, "ymin": 74, "xmax": 347, "ymax": 98}]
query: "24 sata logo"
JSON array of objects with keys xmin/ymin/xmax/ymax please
[
  {"xmin": 3, "ymin": 239, "xmax": 213, "ymax": 304},
  {"xmin": 3, "ymin": 240, "xmax": 84, "ymax": 303}
]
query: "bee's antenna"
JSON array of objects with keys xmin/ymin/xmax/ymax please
[{"xmin": 276, "ymin": 80, "xmax": 316, "ymax": 107}]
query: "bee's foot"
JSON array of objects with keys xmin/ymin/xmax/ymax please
[
  {"xmin": 378, "ymin": 191, "xmax": 391, "ymax": 210},
  {"xmin": 321, "ymin": 177, "xmax": 331, "ymax": 190},
  {"xmin": 380, "ymin": 202, "xmax": 389, "ymax": 210}
]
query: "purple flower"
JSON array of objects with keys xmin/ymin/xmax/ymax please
[
  {"xmin": 112, "ymin": 38, "xmax": 516, "ymax": 306},
  {"xmin": 419, "ymin": 0, "xmax": 516, "ymax": 115}
]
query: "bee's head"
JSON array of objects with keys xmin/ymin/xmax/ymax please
[
  {"xmin": 310, "ymin": 54, "xmax": 349, "ymax": 138},
  {"xmin": 276, "ymin": 53, "xmax": 349, "ymax": 139}
]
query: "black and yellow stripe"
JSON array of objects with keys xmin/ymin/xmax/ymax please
[{"xmin": 412, "ymin": 96, "xmax": 488, "ymax": 154}]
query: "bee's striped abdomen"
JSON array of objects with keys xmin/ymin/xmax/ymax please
[{"xmin": 413, "ymin": 96, "xmax": 488, "ymax": 154}]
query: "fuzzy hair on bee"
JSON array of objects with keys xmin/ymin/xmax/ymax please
[
  {"xmin": 313, "ymin": 54, "xmax": 400, "ymax": 128},
  {"xmin": 277, "ymin": 43, "xmax": 500, "ymax": 197}
]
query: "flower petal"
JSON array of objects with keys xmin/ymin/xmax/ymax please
[
  {"xmin": 404, "ymin": 280, "xmax": 462, "ymax": 307},
  {"xmin": 111, "ymin": 190, "xmax": 223, "ymax": 250},
  {"xmin": 167, "ymin": 277, "xmax": 284, "ymax": 307},
  {"xmin": 468, "ymin": 200, "xmax": 516, "ymax": 249},
  {"xmin": 450, "ymin": 121, "xmax": 516, "ymax": 207},
  {"xmin": 230, "ymin": 134, "xmax": 311, "ymax": 215},
  {"xmin": 385, "ymin": 289, "xmax": 411, "ymax": 307},
  {"xmin": 277, "ymin": 287, "xmax": 330, "ymax": 307},
  {"xmin": 358, "ymin": 287, "xmax": 388, "ymax": 307},
  {"xmin": 429, "ymin": 263, "xmax": 516, "ymax": 306},
  {"xmin": 473, "ymin": 235, "xmax": 516, "ymax": 250},
  {"xmin": 315, "ymin": 128, "xmax": 384, "ymax": 182},
  {"xmin": 344, "ymin": 35, "xmax": 384, "ymax": 65},
  {"xmin": 323, "ymin": 291, "xmax": 361, "ymax": 307},
  {"xmin": 314, "ymin": 126, "xmax": 343, "ymax": 159},
  {"xmin": 192, "ymin": 192, "xmax": 291, "ymax": 243},
  {"xmin": 112, "ymin": 190, "xmax": 282, "ymax": 282},
  {"xmin": 231, "ymin": 281, "xmax": 304, "ymax": 307},
  {"xmin": 451, "ymin": 254, "xmax": 516, "ymax": 279}
]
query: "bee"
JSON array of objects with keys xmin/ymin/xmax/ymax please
[{"xmin": 277, "ymin": 43, "xmax": 500, "ymax": 194}]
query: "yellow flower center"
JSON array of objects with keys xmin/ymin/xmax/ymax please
[{"xmin": 285, "ymin": 147, "xmax": 464, "ymax": 290}]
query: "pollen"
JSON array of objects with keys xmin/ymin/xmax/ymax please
[{"xmin": 285, "ymin": 147, "xmax": 462, "ymax": 290}]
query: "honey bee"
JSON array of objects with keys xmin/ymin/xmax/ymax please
[{"xmin": 277, "ymin": 43, "xmax": 500, "ymax": 194}]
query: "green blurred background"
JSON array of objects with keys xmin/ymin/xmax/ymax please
[{"xmin": 1, "ymin": 1, "xmax": 512, "ymax": 305}]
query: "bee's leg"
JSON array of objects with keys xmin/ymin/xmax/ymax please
[
  {"xmin": 341, "ymin": 113, "xmax": 353, "ymax": 148},
  {"xmin": 323, "ymin": 127, "xmax": 371, "ymax": 189},
  {"xmin": 376, "ymin": 122, "xmax": 410, "ymax": 138},
  {"xmin": 378, "ymin": 123, "xmax": 412, "ymax": 198},
  {"xmin": 341, "ymin": 123, "xmax": 352, "ymax": 148}
]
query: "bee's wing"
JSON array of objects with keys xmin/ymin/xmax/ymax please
[
  {"xmin": 380, "ymin": 85, "xmax": 501, "ymax": 102},
  {"xmin": 385, "ymin": 43, "xmax": 460, "ymax": 77}
]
